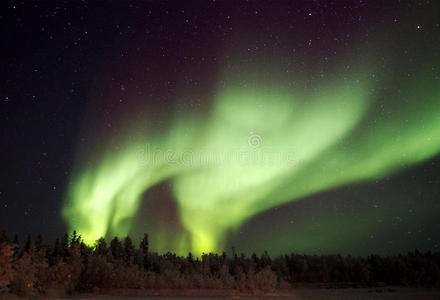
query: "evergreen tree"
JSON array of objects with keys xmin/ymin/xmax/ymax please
[
  {"xmin": 12, "ymin": 234, "xmax": 18, "ymax": 246},
  {"xmin": 22, "ymin": 234, "xmax": 31, "ymax": 256},
  {"xmin": 140, "ymin": 233, "xmax": 150, "ymax": 270},
  {"xmin": 70, "ymin": 230, "xmax": 79, "ymax": 246},
  {"xmin": 12, "ymin": 234, "xmax": 19, "ymax": 257},
  {"xmin": 51, "ymin": 238, "xmax": 60, "ymax": 264},
  {"xmin": 123, "ymin": 236, "xmax": 135, "ymax": 263},
  {"xmin": 61, "ymin": 233, "xmax": 69, "ymax": 260},
  {"xmin": 11, "ymin": 251, "xmax": 37, "ymax": 296},
  {"xmin": 79, "ymin": 240, "xmax": 92, "ymax": 257},
  {"xmin": 0, "ymin": 230, "xmax": 9, "ymax": 244},
  {"xmin": 94, "ymin": 237, "xmax": 108, "ymax": 256},
  {"xmin": 0, "ymin": 242, "xmax": 14, "ymax": 290},
  {"xmin": 34, "ymin": 234, "xmax": 43, "ymax": 252},
  {"xmin": 65, "ymin": 242, "xmax": 83, "ymax": 293},
  {"xmin": 110, "ymin": 236, "xmax": 123, "ymax": 260},
  {"xmin": 140, "ymin": 233, "xmax": 149, "ymax": 255}
]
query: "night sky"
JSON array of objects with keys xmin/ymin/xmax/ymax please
[{"xmin": 1, "ymin": 0, "xmax": 440, "ymax": 257}]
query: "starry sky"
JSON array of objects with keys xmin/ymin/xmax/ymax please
[{"xmin": 1, "ymin": 0, "xmax": 440, "ymax": 256}]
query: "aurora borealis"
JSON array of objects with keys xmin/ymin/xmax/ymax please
[
  {"xmin": 2, "ymin": 1, "xmax": 440, "ymax": 257},
  {"xmin": 62, "ymin": 56, "xmax": 440, "ymax": 255}
]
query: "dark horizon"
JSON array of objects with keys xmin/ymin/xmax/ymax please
[
  {"xmin": 1, "ymin": 230, "xmax": 440, "ymax": 298},
  {"xmin": 1, "ymin": 229, "xmax": 440, "ymax": 259}
]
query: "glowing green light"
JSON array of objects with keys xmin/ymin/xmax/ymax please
[{"xmin": 63, "ymin": 63, "xmax": 440, "ymax": 256}]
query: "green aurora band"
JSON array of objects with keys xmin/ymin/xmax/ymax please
[{"xmin": 63, "ymin": 61, "xmax": 440, "ymax": 255}]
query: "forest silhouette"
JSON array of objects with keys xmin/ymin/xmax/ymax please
[{"xmin": 0, "ymin": 230, "xmax": 439, "ymax": 297}]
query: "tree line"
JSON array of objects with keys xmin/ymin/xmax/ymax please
[{"xmin": 0, "ymin": 230, "xmax": 439, "ymax": 297}]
